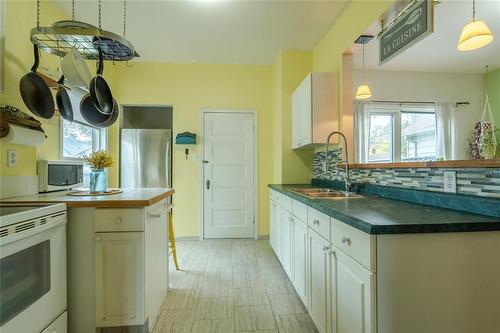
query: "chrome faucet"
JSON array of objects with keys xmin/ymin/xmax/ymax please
[{"xmin": 324, "ymin": 131, "xmax": 351, "ymax": 193}]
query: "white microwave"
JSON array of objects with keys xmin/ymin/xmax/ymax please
[{"xmin": 37, "ymin": 160, "xmax": 84, "ymax": 193}]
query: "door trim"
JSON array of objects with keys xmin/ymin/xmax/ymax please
[{"xmin": 200, "ymin": 108, "xmax": 258, "ymax": 240}]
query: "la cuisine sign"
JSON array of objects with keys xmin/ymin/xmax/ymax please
[{"xmin": 380, "ymin": 0, "xmax": 434, "ymax": 65}]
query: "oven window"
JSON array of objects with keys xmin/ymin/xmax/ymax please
[
  {"xmin": 48, "ymin": 164, "xmax": 83, "ymax": 186},
  {"xmin": 0, "ymin": 240, "xmax": 51, "ymax": 325}
]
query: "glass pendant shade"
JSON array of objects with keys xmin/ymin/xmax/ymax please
[
  {"xmin": 355, "ymin": 84, "xmax": 372, "ymax": 100},
  {"xmin": 457, "ymin": 20, "xmax": 493, "ymax": 51}
]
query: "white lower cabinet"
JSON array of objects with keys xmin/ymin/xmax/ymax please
[
  {"xmin": 93, "ymin": 199, "xmax": 169, "ymax": 330},
  {"xmin": 269, "ymin": 189, "xmax": 375, "ymax": 333},
  {"xmin": 329, "ymin": 245, "xmax": 375, "ymax": 333},
  {"xmin": 308, "ymin": 229, "xmax": 330, "ymax": 333},
  {"xmin": 270, "ymin": 200, "xmax": 279, "ymax": 256},
  {"xmin": 293, "ymin": 218, "xmax": 308, "ymax": 305},
  {"xmin": 282, "ymin": 211, "xmax": 294, "ymax": 279},
  {"xmin": 95, "ymin": 232, "xmax": 145, "ymax": 327},
  {"xmin": 270, "ymin": 189, "xmax": 500, "ymax": 333},
  {"xmin": 144, "ymin": 204, "xmax": 169, "ymax": 328}
]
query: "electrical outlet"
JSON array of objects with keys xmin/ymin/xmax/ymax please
[
  {"xmin": 7, "ymin": 149, "xmax": 17, "ymax": 167},
  {"xmin": 443, "ymin": 170, "xmax": 457, "ymax": 193}
]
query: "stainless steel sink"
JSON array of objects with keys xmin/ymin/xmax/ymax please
[{"xmin": 290, "ymin": 188, "xmax": 363, "ymax": 199}]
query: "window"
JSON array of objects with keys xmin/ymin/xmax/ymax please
[
  {"xmin": 61, "ymin": 120, "xmax": 107, "ymax": 186},
  {"xmin": 368, "ymin": 104, "xmax": 437, "ymax": 163}
]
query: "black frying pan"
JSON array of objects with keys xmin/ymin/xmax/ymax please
[
  {"xmin": 80, "ymin": 95, "xmax": 118, "ymax": 128},
  {"xmin": 90, "ymin": 50, "xmax": 114, "ymax": 115},
  {"xmin": 19, "ymin": 45, "xmax": 55, "ymax": 119},
  {"xmin": 55, "ymin": 75, "xmax": 73, "ymax": 121}
]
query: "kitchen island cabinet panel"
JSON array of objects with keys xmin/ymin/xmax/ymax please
[{"xmin": 95, "ymin": 232, "xmax": 145, "ymax": 327}]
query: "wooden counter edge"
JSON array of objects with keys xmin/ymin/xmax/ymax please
[{"xmin": 2, "ymin": 189, "xmax": 175, "ymax": 208}]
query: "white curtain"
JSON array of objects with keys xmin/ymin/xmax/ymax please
[
  {"xmin": 354, "ymin": 101, "xmax": 372, "ymax": 163},
  {"xmin": 435, "ymin": 102, "xmax": 457, "ymax": 160}
]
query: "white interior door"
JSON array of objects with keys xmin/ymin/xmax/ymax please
[{"xmin": 203, "ymin": 111, "xmax": 255, "ymax": 239}]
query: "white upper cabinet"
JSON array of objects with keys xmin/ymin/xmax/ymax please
[{"xmin": 291, "ymin": 73, "xmax": 338, "ymax": 149}]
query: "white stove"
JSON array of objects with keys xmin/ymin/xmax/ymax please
[{"xmin": 0, "ymin": 203, "xmax": 67, "ymax": 333}]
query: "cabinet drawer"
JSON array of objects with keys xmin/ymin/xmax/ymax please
[
  {"xmin": 307, "ymin": 207, "xmax": 330, "ymax": 241},
  {"xmin": 330, "ymin": 218, "xmax": 375, "ymax": 272},
  {"xmin": 95, "ymin": 208, "xmax": 144, "ymax": 232},
  {"xmin": 292, "ymin": 199, "xmax": 307, "ymax": 223},
  {"xmin": 280, "ymin": 194, "xmax": 293, "ymax": 212},
  {"xmin": 269, "ymin": 189, "xmax": 280, "ymax": 202}
]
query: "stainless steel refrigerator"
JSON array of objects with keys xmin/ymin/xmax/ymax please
[{"xmin": 120, "ymin": 129, "xmax": 171, "ymax": 188}]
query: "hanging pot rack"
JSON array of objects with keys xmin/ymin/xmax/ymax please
[
  {"xmin": 30, "ymin": 25, "xmax": 138, "ymax": 61},
  {"xmin": 30, "ymin": 0, "xmax": 138, "ymax": 61}
]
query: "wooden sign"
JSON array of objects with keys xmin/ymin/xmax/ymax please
[{"xmin": 380, "ymin": 0, "xmax": 434, "ymax": 65}]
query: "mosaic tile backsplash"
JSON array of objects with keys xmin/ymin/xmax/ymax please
[{"xmin": 313, "ymin": 150, "xmax": 500, "ymax": 199}]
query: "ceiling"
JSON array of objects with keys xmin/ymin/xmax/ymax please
[
  {"xmin": 52, "ymin": 0, "xmax": 348, "ymax": 65},
  {"xmin": 353, "ymin": 0, "xmax": 500, "ymax": 73}
]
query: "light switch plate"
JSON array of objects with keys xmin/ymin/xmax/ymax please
[
  {"xmin": 7, "ymin": 149, "xmax": 17, "ymax": 167},
  {"xmin": 443, "ymin": 170, "xmax": 457, "ymax": 193}
]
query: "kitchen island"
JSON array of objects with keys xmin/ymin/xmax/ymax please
[
  {"xmin": 269, "ymin": 184, "xmax": 500, "ymax": 333},
  {"xmin": 6, "ymin": 188, "xmax": 175, "ymax": 333}
]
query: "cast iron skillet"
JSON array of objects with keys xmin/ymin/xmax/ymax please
[
  {"xmin": 90, "ymin": 50, "xmax": 114, "ymax": 115},
  {"xmin": 55, "ymin": 75, "xmax": 73, "ymax": 121},
  {"xmin": 19, "ymin": 45, "xmax": 55, "ymax": 119},
  {"xmin": 80, "ymin": 96, "xmax": 118, "ymax": 128}
]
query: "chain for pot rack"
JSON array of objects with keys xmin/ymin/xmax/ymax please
[{"xmin": 30, "ymin": 0, "xmax": 138, "ymax": 61}]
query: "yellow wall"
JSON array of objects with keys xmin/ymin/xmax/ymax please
[
  {"xmin": 106, "ymin": 62, "xmax": 274, "ymax": 237},
  {"xmin": 272, "ymin": 51, "xmax": 314, "ymax": 184},
  {"xmin": 0, "ymin": 0, "xmax": 66, "ymax": 175},
  {"xmin": 313, "ymin": 0, "xmax": 394, "ymax": 137},
  {"xmin": 1, "ymin": 0, "xmax": 396, "ymax": 238}
]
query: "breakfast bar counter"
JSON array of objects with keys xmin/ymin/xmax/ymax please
[{"xmin": 3, "ymin": 188, "xmax": 175, "ymax": 207}]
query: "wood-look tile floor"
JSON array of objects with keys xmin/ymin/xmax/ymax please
[{"xmin": 153, "ymin": 239, "xmax": 318, "ymax": 333}]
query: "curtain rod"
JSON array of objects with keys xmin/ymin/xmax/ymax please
[{"xmin": 372, "ymin": 100, "xmax": 470, "ymax": 106}]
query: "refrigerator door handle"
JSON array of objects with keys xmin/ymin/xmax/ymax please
[{"xmin": 206, "ymin": 179, "xmax": 210, "ymax": 190}]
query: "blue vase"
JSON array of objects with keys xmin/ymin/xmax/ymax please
[{"xmin": 89, "ymin": 169, "xmax": 107, "ymax": 192}]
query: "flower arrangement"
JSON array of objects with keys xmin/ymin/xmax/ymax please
[{"xmin": 84, "ymin": 150, "xmax": 113, "ymax": 171}]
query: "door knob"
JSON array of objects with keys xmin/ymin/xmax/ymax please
[
  {"xmin": 206, "ymin": 179, "xmax": 211, "ymax": 190},
  {"xmin": 202, "ymin": 160, "xmax": 210, "ymax": 164}
]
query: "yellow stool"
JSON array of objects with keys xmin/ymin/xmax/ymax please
[{"xmin": 168, "ymin": 206, "xmax": 180, "ymax": 270}]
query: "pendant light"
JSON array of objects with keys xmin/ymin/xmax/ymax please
[
  {"xmin": 355, "ymin": 43, "xmax": 372, "ymax": 100},
  {"xmin": 457, "ymin": 0, "xmax": 493, "ymax": 51}
]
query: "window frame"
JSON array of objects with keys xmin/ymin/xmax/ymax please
[
  {"xmin": 369, "ymin": 103, "xmax": 436, "ymax": 163},
  {"xmin": 59, "ymin": 119, "xmax": 108, "ymax": 161}
]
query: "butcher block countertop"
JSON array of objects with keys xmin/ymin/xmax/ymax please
[{"xmin": 2, "ymin": 188, "xmax": 174, "ymax": 208}]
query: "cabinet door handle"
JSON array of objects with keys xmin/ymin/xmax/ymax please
[
  {"xmin": 313, "ymin": 219, "xmax": 320, "ymax": 225},
  {"xmin": 206, "ymin": 179, "xmax": 211, "ymax": 190},
  {"xmin": 114, "ymin": 217, "xmax": 122, "ymax": 224},
  {"xmin": 323, "ymin": 245, "xmax": 330, "ymax": 252},
  {"xmin": 95, "ymin": 236, "xmax": 102, "ymax": 242},
  {"xmin": 149, "ymin": 213, "xmax": 161, "ymax": 219},
  {"xmin": 328, "ymin": 249, "xmax": 336, "ymax": 256},
  {"xmin": 341, "ymin": 237, "xmax": 351, "ymax": 246}
]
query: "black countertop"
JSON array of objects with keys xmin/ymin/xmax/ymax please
[{"xmin": 269, "ymin": 184, "xmax": 500, "ymax": 235}]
